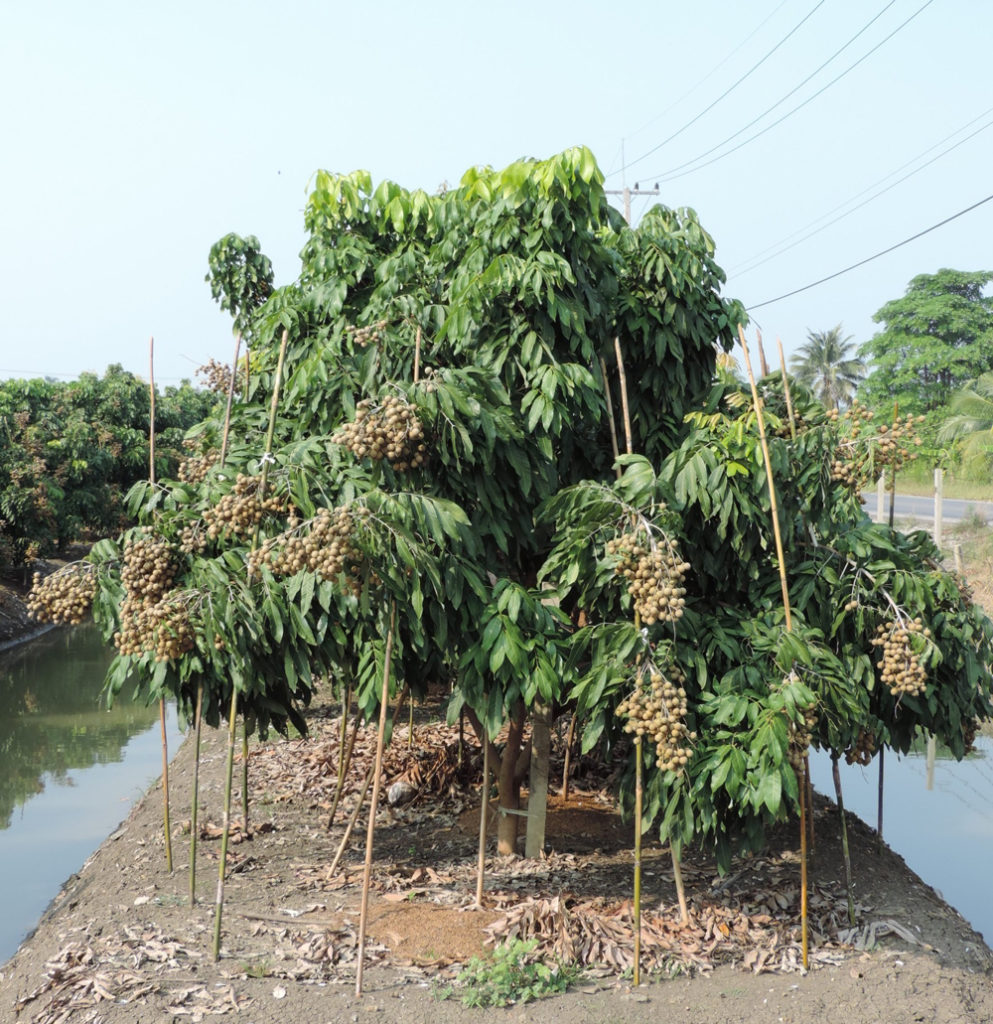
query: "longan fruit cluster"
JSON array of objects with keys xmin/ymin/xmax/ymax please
[
  {"xmin": 249, "ymin": 506, "xmax": 367, "ymax": 594},
  {"xmin": 120, "ymin": 533, "xmax": 178, "ymax": 604},
  {"xmin": 177, "ymin": 443, "xmax": 219, "ymax": 485},
  {"xmin": 617, "ymin": 666, "xmax": 696, "ymax": 774},
  {"xmin": 787, "ymin": 702, "xmax": 819, "ymax": 772},
  {"xmin": 872, "ymin": 617, "xmax": 930, "ymax": 697},
  {"xmin": 203, "ymin": 473, "xmax": 287, "ymax": 539},
  {"xmin": 196, "ymin": 358, "xmax": 234, "ymax": 395},
  {"xmin": 845, "ymin": 728, "xmax": 876, "ymax": 766},
  {"xmin": 345, "ymin": 319, "xmax": 388, "ymax": 348},
  {"xmin": 605, "ymin": 532, "xmax": 689, "ymax": 625},
  {"xmin": 874, "ymin": 412, "xmax": 925, "ymax": 486},
  {"xmin": 114, "ymin": 592, "xmax": 195, "ymax": 661},
  {"xmin": 27, "ymin": 564, "xmax": 98, "ymax": 625},
  {"xmin": 178, "ymin": 522, "xmax": 207, "ymax": 555},
  {"xmin": 333, "ymin": 396, "xmax": 428, "ymax": 471}
]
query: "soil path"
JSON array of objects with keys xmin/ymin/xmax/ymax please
[{"xmin": 2, "ymin": 687, "xmax": 992, "ymax": 1024}]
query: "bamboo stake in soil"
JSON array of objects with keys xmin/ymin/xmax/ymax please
[
  {"xmin": 242, "ymin": 723, "xmax": 250, "ymax": 837},
  {"xmin": 213, "ymin": 330, "xmax": 289, "ymax": 961},
  {"xmin": 327, "ymin": 767, "xmax": 374, "ymax": 877},
  {"xmin": 599, "ymin": 356, "xmax": 622, "ymax": 479},
  {"xmin": 738, "ymin": 325, "xmax": 806, "ymax": 967},
  {"xmin": 329, "ymin": 709, "xmax": 362, "ymax": 828},
  {"xmin": 191, "ymin": 333, "xmax": 242, "ymax": 905},
  {"xmin": 189, "ymin": 681, "xmax": 204, "ymax": 904},
  {"xmin": 633, "ymin": 735, "xmax": 643, "ymax": 986},
  {"xmin": 560, "ymin": 712, "xmax": 577, "ymax": 800},
  {"xmin": 148, "ymin": 336, "xmax": 173, "ymax": 875},
  {"xmin": 356, "ymin": 601, "xmax": 397, "ymax": 997},
  {"xmin": 476, "ymin": 729, "xmax": 490, "ymax": 907},
  {"xmin": 832, "ymin": 754, "xmax": 857, "ymax": 925}
]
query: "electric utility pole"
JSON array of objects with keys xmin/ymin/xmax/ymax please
[{"xmin": 605, "ymin": 182, "xmax": 660, "ymax": 225}]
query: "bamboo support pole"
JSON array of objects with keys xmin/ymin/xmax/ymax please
[
  {"xmin": 614, "ymin": 338, "xmax": 633, "ymax": 459},
  {"xmin": 831, "ymin": 755, "xmax": 856, "ymax": 926},
  {"xmin": 193, "ymin": 339, "xmax": 240, "ymax": 904},
  {"xmin": 776, "ymin": 339, "xmax": 798, "ymax": 441},
  {"xmin": 220, "ymin": 333, "xmax": 242, "ymax": 464},
  {"xmin": 599, "ymin": 356, "xmax": 622, "ymax": 478},
  {"xmin": 328, "ymin": 711, "xmax": 363, "ymax": 828},
  {"xmin": 189, "ymin": 681, "xmax": 204, "ymax": 904},
  {"xmin": 213, "ymin": 329, "xmax": 289, "ymax": 961},
  {"xmin": 327, "ymin": 767, "xmax": 374, "ymax": 877},
  {"xmin": 756, "ymin": 329, "xmax": 770, "ymax": 378},
  {"xmin": 242, "ymin": 723, "xmax": 250, "ymax": 837},
  {"xmin": 356, "ymin": 602, "xmax": 397, "ymax": 997},
  {"xmin": 560, "ymin": 712, "xmax": 577, "ymax": 800},
  {"xmin": 148, "ymin": 336, "xmax": 173, "ymax": 874},
  {"xmin": 413, "ymin": 325, "xmax": 422, "ymax": 384},
  {"xmin": 633, "ymin": 735, "xmax": 643, "ymax": 987},
  {"xmin": 475, "ymin": 729, "xmax": 490, "ymax": 907},
  {"xmin": 159, "ymin": 699, "xmax": 173, "ymax": 873},
  {"xmin": 739, "ymin": 325, "xmax": 806, "ymax": 967}
]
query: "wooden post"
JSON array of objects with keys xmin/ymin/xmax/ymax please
[
  {"xmin": 926, "ymin": 735, "xmax": 937, "ymax": 791},
  {"xmin": 633, "ymin": 735, "xmax": 643, "ymax": 987},
  {"xmin": 934, "ymin": 466, "xmax": 943, "ymax": 549},
  {"xmin": 876, "ymin": 474, "xmax": 885, "ymax": 524}
]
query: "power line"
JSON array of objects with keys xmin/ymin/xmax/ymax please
[
  {"xmin": 733, "ymin": 111, "xmax": 993, "ymax": 277},
  {"xmin": 649, "ymin": 0, "xmax": 937, "ymax": 184},
  {"xmin": 747, "ymin": 190, "xmax": 993, "ymax": 311},
  {"xmin": 618, "ymin": 0, "xmax": 827, "ymax": 177},
  {"xmin": 731, "ymin": 105, "xmax": 993, "ymax": 274},
  {"xmin": 621, "ymin": 0, "xmax": 792, "ymax": 145},
  {"xmin": 651, "ymin": 0, "xmax": 899, "ymax": 182}
]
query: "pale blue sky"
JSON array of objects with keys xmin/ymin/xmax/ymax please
[{"xmin": 1, "ymin": 0, "xmax": 990, "ymax": 385}]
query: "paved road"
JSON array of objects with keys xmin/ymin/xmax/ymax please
[{"xmin": 860, "ymin": 492, "xmax": 993, "ymax": 524}]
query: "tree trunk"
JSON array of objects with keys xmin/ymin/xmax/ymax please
[
  {"xmin": 496, "ymin": 702, "xmax": 527, "ymax": 856},
  {"xmin": 525, "ymin": 702, "xmax": 551, "ymax": 858}
]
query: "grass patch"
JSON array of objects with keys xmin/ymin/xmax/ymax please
[{"xmin": 435, "ymin": 938, "xmax": 580, "ymax": 1008}]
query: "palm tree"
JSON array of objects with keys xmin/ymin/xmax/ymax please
[
  {"xmin": 937, "ymin": 372, "xmax": 993, "ymax": 473},
  {"xmin": 789, "ymin": 325, "xmax": 865, "ymax": 410}
]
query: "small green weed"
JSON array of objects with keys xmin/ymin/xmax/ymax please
[{"xmin": 435, "ymin": 938, "xmax": 579, "ymax": 1008}]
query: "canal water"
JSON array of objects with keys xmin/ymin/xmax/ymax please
[
  {"xmin": 809, "ymin": 737, "xmax": 993, "ymax": 945},
  {"xmin": 0, "ymin": 626, "xmax": 182, "ymax": 964}
]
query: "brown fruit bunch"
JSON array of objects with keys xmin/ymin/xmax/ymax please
[
  {"xmin": 333, "ymin": 396, "xmax": 428, "ymax": 472},
  {"xmin": 27, "ymin": 564, "xmax": 98, "ymax": 625},
  {"xmin": 618, "ymin": 664, "xmax": 695, "ymax": 775},
  {"xmin": 177, "ymin": 441, "xmax": 219, "ymax": 485},
  {"xmin": 196, "ymin": 358, "xmax": 234, "ymax": 395},
  {"xmin": 605, "ymin": 531, "xmax": 689, "ymax": 625},
  {"xmin": 845, "ymin": 728, "xmax": 876, "ymax": 766},
  {"xmin": 249, "ymin": 505, "xmax": 369, "ymax": 595},
  {"xmin": 114, "ymin": 591, "xmax": 195, "ymax": 662},
  {"xmin": 871, "ymin": 617, "xmax": 929, "ymax": 697},
  {"xmin": 203, "ymin": 473, "xmax": 287, "ymax": 539},
  {"xmin": 121, "ymin": 533, "xmax": 179, "ymax": 605},
  {"xmin": 344, "ymin": 319, "xmax": 388, "ymax": 349}
]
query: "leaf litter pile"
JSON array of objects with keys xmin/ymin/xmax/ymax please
[{"xmin": 8, "ymin": 696, "xmax": 960, "ymax": 1023}]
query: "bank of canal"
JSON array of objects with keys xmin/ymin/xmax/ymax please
[{"xmin": 0, "ymin": 626, "xmax": 182, "ymax": 963}]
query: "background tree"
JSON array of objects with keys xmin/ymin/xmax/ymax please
[
  {"xmin": 789, "ymin": 324, "xmax": 864, "ymax": 410},
  {"xmin": 858, "ymin": 269, "xmax": 993, "ymax": 414},
  {"xmin": 937, "ymin": 371, "xmax": 993, "ymax": 476}
]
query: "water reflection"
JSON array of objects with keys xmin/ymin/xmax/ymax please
[
  {"xmin": 0, "ymin": 627, "xmax": 161, "ymax": 830},
  {"xmin": 0, "ymin": 625, "xmax": 182, "ymax": 963},
  {"xmin": 810, "ymin": 737, "xmax": 993, "ymax": 943}
]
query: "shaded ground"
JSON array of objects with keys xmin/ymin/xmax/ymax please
[{"xmin": 2, "ymin": 691, "xmax": 992, "ymax": 1024}]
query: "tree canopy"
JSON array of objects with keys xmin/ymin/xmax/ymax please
[
  {"xmin": 0, "ymin": 367, "xmax": 214, "ymax": 566},
  {"xmin": 858, "ymin": 269, "xmax": 993, "ymax": 414},
  {"xmin": 31, "ymin": 150, "xmax": 993, "ymax": 875}
]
